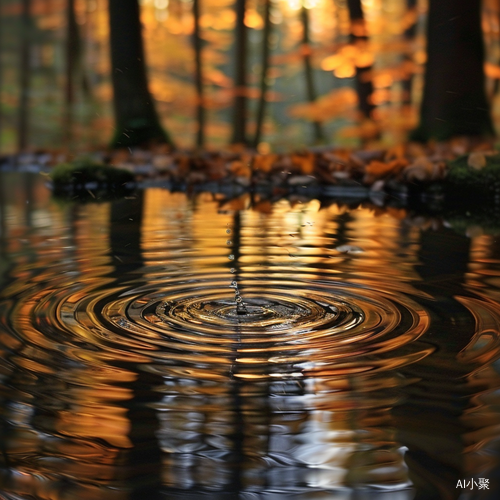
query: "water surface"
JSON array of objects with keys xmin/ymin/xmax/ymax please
[{"xmin": 1, "ymin": 173, "xmax": 500, "ymax": 499}]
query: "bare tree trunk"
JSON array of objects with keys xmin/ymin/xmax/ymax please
[
  {"xmin": 64, "ymin": 0, "xmax": 79, "ymax": 148},
  {"xmin": 492, "ymin": 5, "xmax": 500, "ymax": 96},
  {"xmin": 301, "ymin": 6, "xmax": 324, "ymax": 143},
  {"xmin": 108, "ymin": 0, "xmax": 172, "ymax": 148},
  {"xmin": 193, "ymin": 0, "xmax": 205, "ymax": 148},
  {"xmin": 17, "ymin": 0, "xmax": 32, "ymax": 153},
  {"xmin": 253, "ymin": 0, "xmax": 272, "ymax": 149},
  {"xmin": 0, "ymin": 0, "xmax": 3, "ymax": 152},
  {"xmin": 346, "ymin": 0, "xmax": 375, "ymax": 119},
  {"xmin": 401, "ymin": 0, "xmax": 417, "ymax": 106},
  {"xmin": 413, "ymin": 0, "xmax": 493, "ymax": 140},
  {"xmin": 231, "ymin": 0, "xmax": 248, "ymax": 145}
]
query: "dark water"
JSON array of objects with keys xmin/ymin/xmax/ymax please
[{"xmin": 0, "ymin": 173, "xmax": 500, "ymax": 500}]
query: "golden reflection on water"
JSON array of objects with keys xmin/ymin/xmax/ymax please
[{"xmin": 0, "ymin": 173, "xmax": 499, "ymax": 499}]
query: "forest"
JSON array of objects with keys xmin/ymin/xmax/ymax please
[
  {"xmin": 1, "ymin": 0, "xmax": 500, "ymax": 155},
  {"xmin": 2, "ymin": 3, "xmax": 500, "ymax": 499}
]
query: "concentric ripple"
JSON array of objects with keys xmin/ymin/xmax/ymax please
[
  {"xmin": 154, "ymin": 291, "xmax": 358, "ymax": 332},
  {"xmin": 3, "ymin": 185, "xmax": 500, "ymax": 500},
  {"xmin": 50, "ymin": 276, "xmax": 432, "ymax": 374}
]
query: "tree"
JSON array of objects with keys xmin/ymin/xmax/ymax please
[
  {"xmin": 253, "ymin": 0, "xmax": 273, "ymax": 148},
  {"xmin": 301, "ymin": 6, "xmax": 324, "ymax": 143},
  {"xmin": 401, "ymin": 0, "xmax": 418, "ymax": 107},
  {"xmin": 231, "ymin": 0, "xmax": 248, "ymax": 145},
  {"xmin": 64, "ymin": 0, "xmax": 79, "ymax": 147},
  {"xmin": 413, "ymin": 0, "xmax": 494, "ymax": 141},
  {"xmin": 346, "ymin": 0, "xmax": 375, "ymax": 120},
  {"xmin": 0, "ymin": 0, "xmax": 3, "ymax": 152},
  {"xmin": 108, "ymin": 0, "xmax": 172, "ymax": 148},
  {"xmin": 17, "ymin": 0, "xmax": 32, "ymax": 152},
  {"xmin": 193, "ymin": 0, "xmax": 205, "ymax": 148}
]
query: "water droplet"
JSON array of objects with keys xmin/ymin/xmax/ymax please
[
  {"xmin": 230, "ymin": 281, "xmax": 237, "ymax": 288},
  {"xmin": 226, "ymin": 229, "xmax": 231, "ymax": 234},
  {"xmin": 226, "ymin": 240, "xmax": 232, "ymax": 246},
  {"xmin": 230, "ymin": 268, "xmax": 236, "ymax": 273},
  {"xmin": 228, "ymin": 254, "xmax": 235, "ymax": 261},
  {"xmin": 236, "ymin": 296, "xmax": 242, "ymax": 303}
]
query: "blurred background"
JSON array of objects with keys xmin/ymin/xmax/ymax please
[{"xmin": 1, "ymin": 0, "xmax": 500, "ymax": 154}]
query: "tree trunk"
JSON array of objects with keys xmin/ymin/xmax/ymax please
[
  {"xmin": 64, "ymin": 0, "xmax": 79, "ymax": 148},
  {"xmin": 253, "ymin": 0, "xmax": 272, "ymax": 149},
  {"xmin": 301, "ymin": 6, "xmax": 324, "ymax": 144},
  {"xmin": 231, "ymin": 0, "xmax": 248, "ymax": 145},
  {"xmin": 193, "ymin": 0, "xmax": 205, "ymax": 148},
  {"xmin": 0, "ymin": 0, "xmax": 3, "ymax": 152},
  {"xmin": 413, "ymin": 0, "xmax": 494, "ymax": 141},
  {"xmin": 17, "ymin": 0, "xmax": 31, "ymax": 153},
  {"xmin": 108, "ymin": 0, "xmax": 172, "ymax": 148},
  {"xmin": 401, "ymin": 0, "xmax": 417, "ymax": 106},
  {"xmin": 493, "ymin": 7, "xmax": 500, "ymax": 96},
  {"xmin": 346, "ymin": 0, "xmax": 375, "ymax": 120}
]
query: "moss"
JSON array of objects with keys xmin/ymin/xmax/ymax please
[
  {"xmin": 440, "ymin": 156, "xmax": 500, "ymax": 232},
  {"xmin": 50, "ymin": 158, "xmax": 135, "ymax": 202},
  {"xmin": 50, "ymin": 158, "xmax": 134, "ymax": 186},
  {"xmin": 446, "ymin": 154, "xmax": 500, "ymax": 191}
]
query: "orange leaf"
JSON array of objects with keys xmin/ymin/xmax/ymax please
[
  {"xmin": 291, "ymin": 153, "xmax": 315, "ymax": 175},
  {"xmin": 365, "ymin": 158, "xmax": 407, "ymax": 177},
  {"xmin": 254, "ymin": 154, "xmax": 278, "ymax": 173}
]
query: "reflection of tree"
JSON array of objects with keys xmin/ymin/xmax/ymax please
[
  {"xmin": 0, "ymin": 193, "xmax": 166, "ymax": 499},
  {"xmin": 227, "ymin": 210, "xmax": 245, "ymax": 492},
  {"xmin": 109, "ymin": 193, "xmax": 165, "ymax": 498},
  {"xmin": 394, "ymin": 227, "xmax": 477, "ymax": 499},
  {"xmin": 461, "ymin": 233, "xmax": 500, "ymax": 496},
  {"xmin": 0, "ymin": 174, "xmax": 7, "ymax": 262},
  {"xmin": 109, "ymin": 194, "xmax": 144, "ymax": 274},
  {"xmin": 0, "ymin": 175, "xmax": 64, "ymax": 495}
]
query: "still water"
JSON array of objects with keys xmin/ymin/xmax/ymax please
[{"xmin": 0, "ymin": 173, "xmax": 500, "ymax": 500}]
